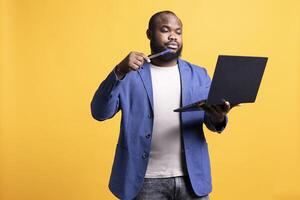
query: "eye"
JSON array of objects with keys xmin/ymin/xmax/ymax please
[
  {"xmin": 160, "ymin": 27, "xmax": 169, "ymax": 32},
  {"xmin": 176, "ymin": 29, "xmax": 182, "ymax": 35}
]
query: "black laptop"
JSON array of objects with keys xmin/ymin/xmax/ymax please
[{"xmin": 174, "ymin": 55, "xmax": 268, "ymax": 112}]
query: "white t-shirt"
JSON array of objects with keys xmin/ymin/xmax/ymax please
[{"xmin": 145, "ymin": 64, "xmax": 185, "ymax": 178}]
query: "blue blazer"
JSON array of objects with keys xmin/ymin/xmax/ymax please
[{"xmin": 91, "ymin": 59, "xmax": 227, "ymax": 200}]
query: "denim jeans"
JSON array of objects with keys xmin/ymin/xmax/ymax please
[{"xmin": 134, "ymin": 176, "xmax": 210, "ymax": 200}]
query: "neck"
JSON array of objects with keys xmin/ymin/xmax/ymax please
[{"xmin": 151, "ymin": 58, "xmax": 178, "ymax": 67}]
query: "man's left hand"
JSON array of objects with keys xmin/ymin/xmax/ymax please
[{"xmin": 200, "ymin": 100, "xmax": 233, "ymax": 124}]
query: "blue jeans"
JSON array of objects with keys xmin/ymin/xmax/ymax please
[{"xmin": 134, "ymin": 176, "xmax": 210, "ymax": 200}]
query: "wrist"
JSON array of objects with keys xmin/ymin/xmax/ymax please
[{"xmin": 115, "ymin": 65, "xmax": 126, "ymax": 77}]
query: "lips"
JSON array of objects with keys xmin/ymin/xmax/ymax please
[{"xmin": 166, "ymin": 42, "xmax": 179, "ymax": 50}]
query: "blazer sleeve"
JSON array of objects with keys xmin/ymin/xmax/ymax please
[{"xmin": 90, "ymin": 69, "xmax": 124, "ymax": 121}]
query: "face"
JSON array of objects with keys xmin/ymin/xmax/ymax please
[{"xmin": 148, "ymin": 14, "xmax": 183, "ymax": 61}]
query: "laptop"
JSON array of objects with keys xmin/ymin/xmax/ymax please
[{"xmin": 174, "ymin": 55, "xmax": 268, "ymax": 112}]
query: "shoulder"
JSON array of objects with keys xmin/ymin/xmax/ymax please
[{"xmin": 178, "ymin": 58, "xmax": 209, "ymax": 77}]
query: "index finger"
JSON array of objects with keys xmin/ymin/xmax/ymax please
[
  {"xmin": 200, "ymin": 104, "xmax": 221, "ymax": 117},
  {"xmin": 136, "ymin": 52, "xmax": 150, "ymax": 63}
]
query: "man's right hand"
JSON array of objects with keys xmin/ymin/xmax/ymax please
[{"xmin": 115, "ymin": 52, "xmax": 150, "ymax": 79}]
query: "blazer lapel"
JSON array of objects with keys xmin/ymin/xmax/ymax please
[
  {"xmin": 178, "ymin": 59, "xmax": 190, "ymax": 107},
  {"xmin": 138, "ymin": 62, "xmax": 154, "ymax": 111},
  {"xmin": 138, "ymin": 59, "xmax": 190, "ymax": 111}
]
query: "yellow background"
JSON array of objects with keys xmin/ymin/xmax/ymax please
[{"xmin": 1, "ymin": 0, "xmax": 300, "ymax": 199}]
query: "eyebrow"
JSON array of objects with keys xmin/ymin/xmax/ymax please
[{"xmin": 160, "ymin": 25, "xmax": 182, "ymax": 30}]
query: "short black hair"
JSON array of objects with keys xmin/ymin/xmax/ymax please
[{"xmin": 148, "ymin": 10, "xmax": 180, "ymax": 31}]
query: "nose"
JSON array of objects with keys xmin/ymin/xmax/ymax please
[{"xmin": 168, "ymin": 32, "xmax": 177, "ymax": 41}]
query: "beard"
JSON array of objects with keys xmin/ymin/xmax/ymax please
[{"xmin": 150, "ymin": 38, "xmax": 183, "ymax": 62}]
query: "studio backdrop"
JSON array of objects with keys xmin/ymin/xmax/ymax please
[{"xmin": 1, "ymin": 0, "xmax": 300, "ymax": 200}]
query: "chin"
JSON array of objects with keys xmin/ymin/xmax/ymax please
[{"xmin": 159, "ymin": 46, "xmax": 183, "ymax": 61}]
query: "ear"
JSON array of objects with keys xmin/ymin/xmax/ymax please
[{"xmin": 146, "ymin": 29, "xmax": 152, "ymax": 40}]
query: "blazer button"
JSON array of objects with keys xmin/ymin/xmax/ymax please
[
  {"xmin": 142, "ymin": 152, "xmax": 148, "ymax": 160},
  {"xmin": 145, "ymin": 134, "xmax": 151, "ymax": 139}
]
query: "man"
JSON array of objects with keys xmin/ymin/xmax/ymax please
[{"xmin": 91, "ymin": 11, "xmax": 232, "ymax": 200}]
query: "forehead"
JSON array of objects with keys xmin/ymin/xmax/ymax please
[{"xmin": 155, "ymin": 14, "xmax": 182, "ymax": 28}]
